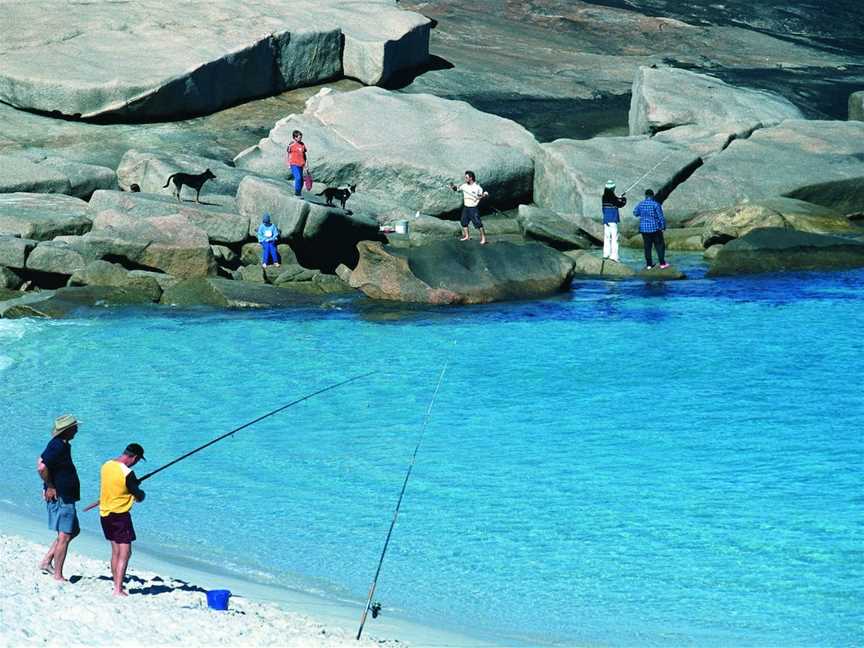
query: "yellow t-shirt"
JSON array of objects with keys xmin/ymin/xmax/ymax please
[{"xmin": 99, "ymin": 460, "xmax": 135, "ymax": 516}]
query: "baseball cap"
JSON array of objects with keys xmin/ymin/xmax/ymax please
[{"xmin": 124, "ymin": 443, "xmax": 146, "ymax": 461}]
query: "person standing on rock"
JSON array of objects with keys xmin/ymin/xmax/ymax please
[
  {"xmin": 99, "ymin": 443, "xmax": 146, "ymax": 597},
  {"xmin": 286, "ymin": 130, "xmax": 308, "ymax": 197},
  {"xmin": 601, "ymin": 180, "xmax": 627, "ymax": 262},
  {"xmin": 257, "ymin": 213, "xmax": 281, "ymax": 269},
  {"xmin": 36, "ymin": 415, "xmax": 81, "ymax": 581},
  {"xmin": 450, "ymin": 170, "xmax": 489, "ymax": 245},
  {"xmin": 633, "ymin": 189, "xmax": 669, "ymax": 269}
]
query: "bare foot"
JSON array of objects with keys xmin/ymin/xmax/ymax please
[
  {"xmin": 480, "ymin": 239, "xmax": 488, "ymax": 245},
  {"xmin": 39, "ymin": 562, "xmax": 54, "ymax": 575},
  {"xmin": 459, "ymin": 236, "xmax": 470, "ymax": 241},
  {"xmin": 53, "ymin": 575, "xmax": 68, "ymax": 583},
  {"xmin": 113, "ymin": 589, "xmax": 129, "ymax": 597}
]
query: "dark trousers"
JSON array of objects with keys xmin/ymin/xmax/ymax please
[{"xmin": 641, "ymin": 231, "xmax": 666, "ymax": 267}]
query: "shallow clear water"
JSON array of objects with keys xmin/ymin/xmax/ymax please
[{"xmin": 2, "ymin": 267, "xmax": 863, "ymax": 646}]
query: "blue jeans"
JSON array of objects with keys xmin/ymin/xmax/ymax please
[
  {"xmin": 261, "ymin": 240, "xmax": 280, "ymax": 266},
  {"xmin": 290, "ymin": 165, "xmax": 303, "ymax": 196}
]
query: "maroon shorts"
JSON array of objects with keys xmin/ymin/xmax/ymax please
[{"xmin": 100, "ymin": 512, "xmax": 136, "ymax": 544}]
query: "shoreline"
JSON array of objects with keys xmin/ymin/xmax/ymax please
[{"xmin": 0, "ymin": 503, "xmax": 507, "ymax": 648}]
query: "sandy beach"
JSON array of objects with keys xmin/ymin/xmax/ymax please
[{"xmin": 0, "ymin": 506, "xmax": 495, "ymax": 648}]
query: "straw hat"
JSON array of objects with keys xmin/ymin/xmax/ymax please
[{"xmin": 52, "ymin": 414, "xmax": 78, "ymax": 437}]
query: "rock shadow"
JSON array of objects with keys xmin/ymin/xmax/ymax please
[{"xmin": 380, "ymin": 55, "xmax": 455, "ymax": 90}]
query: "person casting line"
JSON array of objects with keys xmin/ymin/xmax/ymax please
[
  {"xmin": 633, "ymin": 189, "xmax": 670, "ymax": 269},
  {"xmin": 450, "ymin": 170, "xmax": 489, "ymax": 245},
  {"xmin": 99, "ymin": 443, "xmax": 147, "ymax": 596},
  {"xmin": 601, "ymin": 180, "xmax": 627, "ymax": 262}
]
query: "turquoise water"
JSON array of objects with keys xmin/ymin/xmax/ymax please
[{"xmin": 2, "ymin": 265, "xmax": 863, "ymax": 646}]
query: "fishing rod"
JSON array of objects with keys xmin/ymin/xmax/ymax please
[
  {"xmin": 82, "ymin": 370, "xmax": 376, "ymax": 512},
  {"xmin": 356, "ymin": 363, "xmax": 449, "ymax": 641},
  {"xmin": 621, "ymin": 150, "xmax": 676, "ymax": 195}
]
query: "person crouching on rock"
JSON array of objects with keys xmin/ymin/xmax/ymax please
[
  {"xmin": 633, "ymin": 188, "xmax": 669, "ymax": 269},
  {"xmin": 99, "ymin": 443, "xmax": 146, "ymax": 597},
  {"xmin": 601, "ymin": 180, "xmax": 627, "ymax": 262},
  {"xmin": 257, "ymin": 213, "xmax": 281, "ymax": 269},
  {"xmin": 450, "ymin": 170, "xmax": 489, "ymax": 245}
]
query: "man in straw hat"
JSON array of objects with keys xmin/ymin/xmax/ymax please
[
  {"xmin": 36, "ymin": 414, "xmax": 81, "ymax": 581},
  {"xmin": 99, "ymin": 443, "xmax": 146, "ymax": 596}
]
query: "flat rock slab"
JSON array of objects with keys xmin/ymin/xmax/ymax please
[
  {"xmin": 663, "ymin": 120, "xmax": 864, "ymax": 220},
  {"xmin": 565, "ymin": 250, "xmax": 636, "ymax": 279},
  {"xmin": 0, "ymin": 285, "xmax": 156, "ymax": 318},
  {"xmin": 340, "ymin": 239, "xmax": 575, "ymax": 304},
  {"xmin": 235, "ymin": 87, "xmax": 540, "ymax": 216},
  {"xmin": 88, "ymin": 190, "xmax": 250, "ymax": 245},
  {"xmin": 68, "ymin": 260, "xmax": 163, "ymax": 303},
  {"xmin": 0, "ymin": 193, "xmax": 91, "ymax": 241},
  {"xmin": 629, "ymin": 66, "xmax": 803, "ymax": 136},
  {"xmin": 708, "ymin": 228, "xmax": 864, "ymax": 276},
  {"xmin": 533, "ymin": 137, "xmax": 701, "ymax": 233},
  {"xmin": 160, "ymin": 277, "xmax": 325, "ymax": 308},
  {"xmin": 0, "ymin": 1, "xmax": 430, "ymax": 120},
  {"xmin": 0, "ymin": 155, "xmax": 71, "ymax": 195}
]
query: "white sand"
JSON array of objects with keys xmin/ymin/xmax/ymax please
[{"xmin": 0, "ymin": 508, "xmax": 500, "ymax": 648}]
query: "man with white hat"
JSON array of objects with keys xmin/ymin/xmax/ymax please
[
  {"xmin": 601, "ymin": 180, "xmax": 627, "ymax": 262},
  {"xmin": 36, "ymin": 414, "xmax": 81, "ymax": 581}
]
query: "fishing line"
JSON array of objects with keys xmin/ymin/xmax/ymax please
[
  {"xmin": 356, "ymin": 362, "xmax": 449, "ymax": 641},
  {"xmin": 622, "ymin": 150, "xmax": 676, "ymax": 195},
  {"xmin": 82, "ymin": 370, "xmax": 377, "ymax": 512}
]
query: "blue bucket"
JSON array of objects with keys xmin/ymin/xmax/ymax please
[{"xmin": 206, "ymin": 589, "xmax": 231, "ymax": 611}]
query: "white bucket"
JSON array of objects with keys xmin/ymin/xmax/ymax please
[{"xmin": 394, "ymin": 219, "xmax": 409, "ymax": 235}]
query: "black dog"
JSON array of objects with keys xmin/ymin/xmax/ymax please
[
  {"xmin": 162, "ymin": 169, "xmax": 216, "ymax": 203},
  {"xmin": 317, "ymin": 184, "xmax": 356, "ymax": 209}
]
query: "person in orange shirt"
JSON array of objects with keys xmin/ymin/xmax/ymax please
[
  {"xmin": 99, "ymin": 443, "xmax": 146, "ymax": 597},
  {"xmin": 286, "ymin": 130, "xmax": 308, "ymax": 197}
]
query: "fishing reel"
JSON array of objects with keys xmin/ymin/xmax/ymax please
[{"xmin": 371, "ymin": 601, "xmax": 382, "ymax": 619}]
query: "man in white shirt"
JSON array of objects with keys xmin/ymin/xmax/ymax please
[{"xmin": 450, "ymin": 170, "xmax": 489, "ymax": 245}]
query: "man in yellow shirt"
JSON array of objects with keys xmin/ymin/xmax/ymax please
[{"xmin": 99, "ymin": 443, "xmax": 146, "ymax": 597}]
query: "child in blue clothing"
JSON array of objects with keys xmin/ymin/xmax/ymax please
[{"xmin": 257, "ymin": 213, "xmax": 281, "ymax": 268}]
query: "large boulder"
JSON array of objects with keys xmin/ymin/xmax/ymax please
[
  {"xmin": 79, "ymin": 211, "xmax": 215, "ymax": 277},
  {"xmin": 0, "ymin": 267, "xmax": 23, "ymax": 290},
  {"xmin": 160, "ymin": 277, "xmax": 326, "ymax": 308},
  {"xmin": 33, "ymin": 157, "xmax": 117, "ymax": 199},
  {"xmin": 116, "ymin": 150, "xmax": 249, "ymax": 199},
  {"xmin": 696, "ymin": 198, "xmax": 860, "ymax": 247},
  {"xmin": 533, "ymin": 137, "xmax": 701, "ymax": 233},
  {"xmin": 235, "ymin": 87, "xmax": 540, "ymax": 216},
  {"xmin": 662, "ymin": 120, "xmax": 864, "ymax": 220},
  {"xmin": 0, "ymin": 236, "xmax": 37, "ymax": 270},
  {"xmin": 338, "ymin": 239, "xmax": 575, "ymax": 304},
  {"xmin": 237, "ymin": 175, "xmax": 380, "ymax": 271},
  {"xmin": 0, "ymin": 2, "xmax": 430, "ymax": 120},
  {"xmin": 68, "ymin": 260, "xmax": 163, "ymax": 302},
  {"xmin": 850, "ymin": 91, "xmax": 864, "ymax": 121},
  {"xmin": 629, "ymin": 66, "xmax": 803, "ymax": 136},
  {"xmin": 0, "ymin": 285, "xmax": 156, "ymax": 318},
  {"xmin": 24, "ymin": 241, "xmax": 88, "ymax": 276},
  {"xmin": 517, "ymin": 205, "xmax": 594, "ymax": 250},
  {"xmin": 0, "ymin": 155, "xmax": 71, "ymax": 195},
  {"xmin": 707, "ymin": 228, "xmax": 864, "ymax": 276},
  {"xmin": 0, "ymin": 194, "xmax": 90, "ymax": 241},
  {"xmin": 622, "ymin": 227, "xmax": 705, "ymax": 251},
  {"xmin": 88, "ymin": 190, "xmax": 250, "ymax": 245}
]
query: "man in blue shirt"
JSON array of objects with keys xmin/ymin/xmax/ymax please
[
  {"xmin": 633, "ymin": 189, "xmax": 669, "ymax": 269},
  {"xmin": 36, "ymin": 414, "xmax": 81, "ymax": 581}
]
